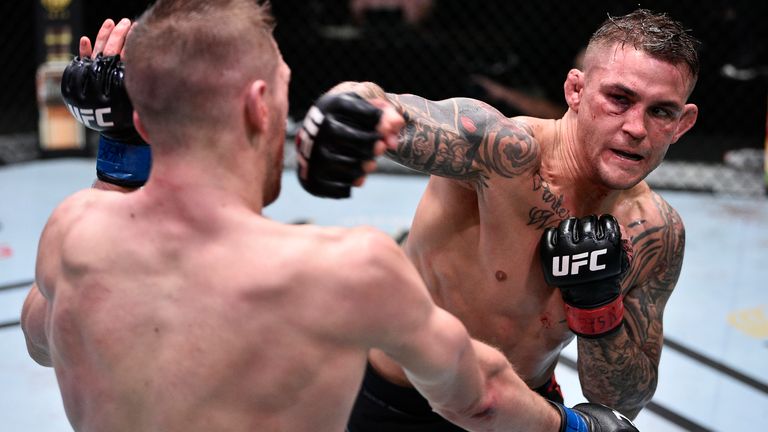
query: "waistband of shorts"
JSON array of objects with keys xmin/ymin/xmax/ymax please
[
  {"xmin": 361, "ymin": 362, "xmax": 560, "ymax": 415},
  {"xmin": 360, "ymin": 363, "xmax": 435, "ymax": 415}
]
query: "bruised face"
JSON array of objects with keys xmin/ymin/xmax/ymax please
[
  {"xmin": 262, "ymin": 52, "xmax": 291, "ymax": 206},
  {"xmin": 570, "ymin": 43, "xmax": 698, "ymax": 190}
]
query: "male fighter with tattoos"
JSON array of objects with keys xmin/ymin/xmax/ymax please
[
  {"xmin": 23, "ymin": 3, "xmax": 638, "ymax": 431},
  {"xmin": 297, "ymin": 8, "xmax": 698, "ymax": 431}
]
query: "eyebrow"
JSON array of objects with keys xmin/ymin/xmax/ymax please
[{"xmin": 604, "ymin": 83, "xmax": 683, "ymax": 112}]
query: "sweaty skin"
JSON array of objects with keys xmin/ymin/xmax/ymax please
[
  {"xmin": 21, "ymin": 14, "xmax": 565, "ymax": 432},
  {"xmin": 338, "ymin": 42, "xmax": 695, "ymax": 418}
]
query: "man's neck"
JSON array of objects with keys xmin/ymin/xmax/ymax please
[
  {"xmin": 144, "ymin": 149, "xmax": 267, "ymax": 215},
  {"xmin": 541, "ymin": 112, "xmax": 619, "ymax": 213}
]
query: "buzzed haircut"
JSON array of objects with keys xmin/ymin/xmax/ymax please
[
  {"xmin": 588, "ymin": 9, "xmax": 701, "ymax": 82},
  {"xmin": 124, "ymin": 0, "xmax": 277, "ymax": 134}
]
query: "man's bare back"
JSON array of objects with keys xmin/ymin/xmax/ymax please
[{"xmin": 37, "ymin": 186, "xmax": 394, "ymax": 431}]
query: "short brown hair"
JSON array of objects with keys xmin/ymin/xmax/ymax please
[
  {"xmin": 125, "ymin": 0, "xmax": 277, "ymax": 138},
  {"xmin": 588, "ymin": 9, "xmax": 700, "ymax": 81}
]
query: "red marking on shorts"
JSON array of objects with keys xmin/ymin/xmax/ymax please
[
  {"xmin": 0, "ymin": 245, "xmax": 12, "ymax": 259},
  {"xmin": 460, "ymin": 116, "xmax": 477, "ymax": 133}
]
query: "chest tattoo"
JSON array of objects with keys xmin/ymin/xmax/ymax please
[{"xmin": 527, "ymin": 171, "xmax": 571, "ymax": 229}]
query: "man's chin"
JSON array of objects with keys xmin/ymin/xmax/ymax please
[{"xmin": 600, "ymin": 170, "xmax": 645, "ymax": 191}]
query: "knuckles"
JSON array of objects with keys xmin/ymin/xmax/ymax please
[{"xmin": 552, "ymin": 214, "xmax": 622, "ymax": 247}]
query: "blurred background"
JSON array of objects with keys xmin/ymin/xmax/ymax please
[{"xmin": 1, "ymin": 0, "xmax": 767, "ymax": 194}]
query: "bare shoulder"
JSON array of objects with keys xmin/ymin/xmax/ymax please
[
  {"xmin": 615, "ymin": 184, "xmax": 685, "ymax": 295},
  {"xmin": 299, "ymin": 225, "xmax": 420, "ymax": 297},
  {"xmin": 35, "ymin": 189, "xmax": 105, "ymax": 295},
  {"xmin": 285, "ymin": 224, "xmax": 432, "ymax": 345},
  {"xmin": 618, "ymin": 185, "xmax": 685, "ymax": 248},
  {"xmin": 39, "ymin": 189, "xmax": 104, "ymax": 244}
]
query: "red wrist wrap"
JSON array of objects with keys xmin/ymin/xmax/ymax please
[{"xmin": 565, "ymin": 296, "xmax": 624, "ymax": 337}]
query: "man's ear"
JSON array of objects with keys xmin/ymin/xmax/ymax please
[
  {"xmin": 133, "ymin": 111, "xmax": 150, "ymax": 143},
  {"xmin": 564, "ymin": 69, "xmax": 584, "ymax": 111},
  {"xmin": 245, "ymin": 80, "xmax": 268, "ymax": 135},
  {"xmin": 671, "ymin": 103, "xmax": 698, "ymax": 144}
]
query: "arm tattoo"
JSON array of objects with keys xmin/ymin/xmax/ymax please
[
  {"xmin": 385, "ymin": 95, "xmax": 539, "ymax": 186},
  {"xmin": 623, "ymin": 195, "xmax": 684, "ymax": 350},
  {"xmin": 577, "ymin": 194, "xmax": 684, "ymax": 416}
]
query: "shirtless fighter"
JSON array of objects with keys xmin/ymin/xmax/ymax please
[
  {"xmin": 297, "ymin": 8, "xmax": 699, "ymax": 431},
  {"xmin": 20, "ymin": 1, "xmax": 636, "ymax": 431}
]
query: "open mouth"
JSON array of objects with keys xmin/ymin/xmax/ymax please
[{"xmin": 611, "ymin": 149, "xmax": 644, "ymax": 162}]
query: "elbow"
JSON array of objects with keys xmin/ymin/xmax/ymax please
[
  {"xmin": 434, "ymin": 396, "xmax": 498, "ymax": 430},
  {"xmin": 583, "ymin": 382, "xmax": 656, "ymax": 420},
  {"xmin": 582, "ymin": 354, "xmax": 659, "ymax": 420},
  {"xmin": 20, "ymin": 290, "xmax": 53, "ymax": 367},
  {"xmin": 21, "ymin": 323, "xmax": 53, "ymax": 367},
  {"xmin": 28, "ymin": 345, "xmax": 53, "ymax": 367}
]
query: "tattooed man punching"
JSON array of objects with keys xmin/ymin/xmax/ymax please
[{"xmin": 297, "ymin": 8, "xmax": 698, "ymax": 431}]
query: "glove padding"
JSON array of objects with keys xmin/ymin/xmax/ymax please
[
  {"xmin": 540, "ymin": 215, "xmax": 632, "ymax": 337},
  {"xmin": 551, "ymin": 402, "xmax": 639, "ymax": 432},
  {"xmin": 61, "ymin": 55, "xmax": 151, "ymax": 188},
  {"xmin": 295, "ymin": 92, "xmax": 382, "ymax": 198}
]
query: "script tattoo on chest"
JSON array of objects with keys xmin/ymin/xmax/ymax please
[{"xmin": 527, "ymin": 171, "xmax": 571, "ymax": 229}]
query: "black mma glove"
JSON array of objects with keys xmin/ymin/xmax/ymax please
[
  {"xmin": 61, "ymin": 54, "xmax": 151, "ymax": 188},
  {"xmin": 540, "ymin": 215, "xmax": 632, "ymax": 337},
  {"xmin": 295, "ymin": 92, "xmax": 382, "ymax": 198},
  {"xmin": 550, "ymin": 401, "xmax": 639, "ymax": 432}
]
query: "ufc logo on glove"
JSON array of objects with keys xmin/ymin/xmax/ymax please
[
  {"xmin": 65, "ymin": 105, "xmax": 115, "ymax": 128},
  {"xmin": 551, "ymin": 249, "xmax": 607, "ymax": 276},
  {"xmin": 540, "ymin": 215, "xmax": 632, "ymax": 337}
]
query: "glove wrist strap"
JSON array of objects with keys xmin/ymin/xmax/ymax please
[
  {"xmin": 565, "ymin": 295, "xmax": 624, "ymax": 337},
  {"xmin": 96, "ymin": 135, "xmax": 152, "ymax": 188},
  {"xmin": 549, "ymin": 401, "xmax": 589, "ymax": 432}
]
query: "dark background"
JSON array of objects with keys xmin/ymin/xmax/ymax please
[{"xmin": 2, "ymin": 0, "xmax": 766, "ymax": 163}]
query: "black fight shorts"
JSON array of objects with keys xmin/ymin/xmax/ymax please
[{"xmin": 346, "ymin": 362, "xmax": 564, "ymax": 432}]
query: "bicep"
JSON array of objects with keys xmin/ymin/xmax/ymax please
[
  {"xmin": 351, "ymin": 230, "xmax": 472, "ymax": 376},
  {"xmin": 383, "ymin": 305, "xmax": 472, "ymax": 383},
  {"xmin": 345, "ymin": 230, "xmax": 487, "ymax": 413},
  {"xmin": 387, "ymin": 95, "xmax": 540, "ymax": 185},
  {"xmin": 23, "ymin": 194, "xmax": 86, "ymax": 366},
  {"xmin": 384, "ymin": 305, "xmax": 486, "ymax": 415},
  {"xmin": 622, "ymin": 196, "xmax": 685, "ymax": 362}
]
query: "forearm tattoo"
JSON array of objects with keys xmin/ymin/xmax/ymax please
[
  {"xmin": 577, "ymin": 194, "xmax": 685, "ymax": 416},
  {"xmin": 385, "ymin": 94, "xmax": 538, "ymax": 185}
]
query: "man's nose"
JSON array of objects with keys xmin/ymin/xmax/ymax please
[{"xmin": 622, "ymin": 106, "xmax": 647, "ymax": 141}]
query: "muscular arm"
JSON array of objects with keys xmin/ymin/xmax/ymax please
[
  {"xmin": 353, "ymin": 230, "xmax": 559, "ymax": 431},
  {"xmin": 22, "ymin": 189, "xmax": 98, "ymax": 367},
  {"xmin": 21, "ymin": 284, "xmax": 52, "ymax": 367},
  {"xmin": 576, "ymin": 195, "xmax": 684, "ymax": 418},
  {"xmin": 328, "ymin": 82, "xmax": 540, "ymax": 186}
]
